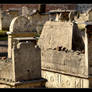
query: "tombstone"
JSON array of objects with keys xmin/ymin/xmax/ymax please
[
  {"xmin": 38, "ymin": 21, "xmax": 73, "ymax": 50},
  {"xmin": 22, "ymin": 6, "xmax": 29, "ymax": 17},
  {"xmin": 0, "ymin": 16, "xmax": 46, "ymax": 88},
  {"xmin": 37, "ymin": 20, "xmax": 92, "ymax": 88},
  {"xmin": 8, "ymin": 16, "xmax": 32, "ymax": 58},
  {"xmin": 0, "ymin": 9, "xmax": 20, "ymax": 31}
]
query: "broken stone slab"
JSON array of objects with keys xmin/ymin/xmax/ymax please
[{"xmin": 8, "ymin": 16, "xmax": 34, "ymax": 59}]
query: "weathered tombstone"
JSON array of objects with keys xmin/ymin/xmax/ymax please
[
  {"xmin": 37, "ymin": 20, "xmax": 92, "ymax": 88},
  {"xmin": 0, "ymin": 16, "xmax": 46, "ymax": 88},
  {"xmin": 8, "ymin": 16, "xmax": 32, "ymax": 58},
  {"xmin": 22, "ymin": 6, "xmax": 29, "ymax": 17},
  {"xmin": 38, "ymin": 21, "xmax": 73, "ymax": 50}
]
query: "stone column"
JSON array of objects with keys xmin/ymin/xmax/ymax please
[
  {"xmin": 7, "ymin": 32, "xmax": 12, "ymax": 59},
  {"xmin": 0, "ymin": 8, "xmax": 2, "ymax": 30}
]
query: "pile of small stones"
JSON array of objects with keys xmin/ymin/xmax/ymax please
[{"xmin": 53, "ymin": 46, "xmax": 85, "ymax": 54}]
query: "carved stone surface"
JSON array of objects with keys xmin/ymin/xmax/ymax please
[
  {"xmin": 10, "ymin": 16, "xmax": 31, "ymax": 33},
  {"xmin": 12, "ymin": 41, "xmax": 41, "ymax": 81},
  {"xmin": 41, "ymin": 49, "xmax": 87, "ymax": 78},
  {"xmin": 22, "ymin": 6, "xmax": 29, "ymax": 16},
  {"xmin": 42, "ymin": 70, "xmax": 90, "ymax": 88},
  {"xmin": 8, "ymin": 16, "xmax": 32, "ymax": 58},
  {"xmin": 38, "ymin": 21, "xmax": 73, "ymax": 50},
  {"xmin": 0, "ymin": 9, "xmax": 19, "ymax": 30},
  {"xmin": 0, "ymin": 61, "xmax": 13, "ymax": 81}
]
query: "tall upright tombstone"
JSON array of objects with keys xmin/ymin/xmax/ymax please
[{"xmin": 0, "ymin": 16, "xmax": 46, "ymax": 88}]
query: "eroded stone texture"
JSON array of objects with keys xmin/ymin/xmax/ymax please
[
  {"xmin": 7, "ymin": 15, "xmax": 42, "ymax": 82},
  {"xmin": 42, "ymin": 70, "xmax": 89, "ymax": 88},
  {"xmin": 38, "ymin": 21, "xmax": 87, "ymax": 78},
  {"xmin": 8, "ymin": 16, "xmax": 32, "ymax": 58},
  {"xmin": 0, "ymin": 9, "xmax": 20, "ymax": 30},
  {"xmin": 12, "ymin": 40, "xmax": 41, "ymax": 81},
  {"xmin": 38, "ymin": 21, "xmax": 73, "ymax": 50},
  {"xmin": 41, "ymin": 49, "xmax": 87, "ymax": 78},
  {"xmin": 10, "ymin": 16, "xmax": 31, "ymax": 33},
  {"xmin": 0, "ymin": 15, "xmax": 45, "ymax": 88}
]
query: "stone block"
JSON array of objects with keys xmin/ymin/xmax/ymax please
[
  {"xmin": 38, "ymin": 21, "xmax": 73, "ymax": 50},
  {"xmin": 12, "ymin": 40, "xmax": 41, "ymax": 81},
  {"xmin": 42, "ymin": 70, "xmax": 90, "ymax": 88},
  {"xmin": 41, "ymin": 49, "xmax": 87, "ymax": 78}
]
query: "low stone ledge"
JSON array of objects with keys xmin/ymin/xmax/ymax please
[{"xmin": 0, "ymin": 78, "xmax": 47, "ymax": 88}]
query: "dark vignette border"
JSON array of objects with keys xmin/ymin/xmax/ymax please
[{"xmin": 0, "ymin": 0, "xmax": 92, "ymax": 4}]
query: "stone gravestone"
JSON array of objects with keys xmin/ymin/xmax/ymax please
[
  {"xmin": 8, "ymin": 16, "xmax": 32, "ymax": 58},
  {"xmin": 10, "ymin": 16, "xmax": 31, "ymax": 32},
  {"xmin": 22, "ymin": 6, "xmax": 29, "ymax": 17},
  {"xmin": 37, "ymin": 20, "xmax": 89, "ymax": 88},
  {"xmin": 4, "ymin": 16, "xmax": 46, "ymax": 88},
  {"xmin": 38, "ymin": 21, "xmax": 73, "ymax": 50}
]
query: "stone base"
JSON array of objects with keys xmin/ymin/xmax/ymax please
[
  {"xmin": 42, "ymin": 69, "xmax": 92, "ymax": 88},
  {"xmin": 0, "ymin": 78, "xmax": 47, "ymax": 88}
]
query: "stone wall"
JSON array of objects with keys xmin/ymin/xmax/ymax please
[
  {"xmin": 0, "ymin": 16, "xmax": 46, "ymax": 88},
  {"xmin": 38, "ymin": 21, "xmax": 73, "ymax": 50},
  {"xmin": 41, "ymin": 49, "xmax": 86, "ymax": 78}
]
